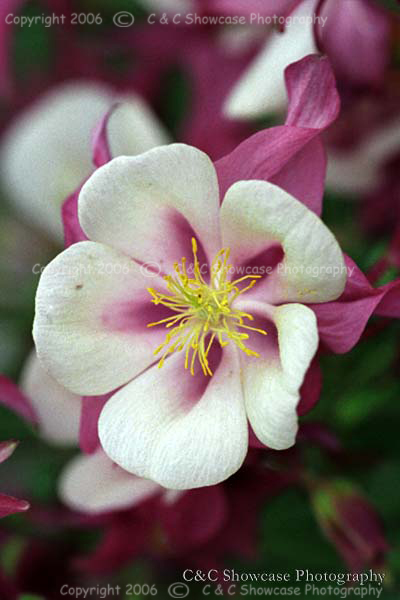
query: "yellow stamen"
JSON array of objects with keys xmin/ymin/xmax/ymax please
[{"xmin": 147, "ymin": 238, "xmax": 267, "ymax": 376}]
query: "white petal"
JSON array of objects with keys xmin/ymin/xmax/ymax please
[
  {"xmin": 99, "ymin": 347, "xmax": 248, "ymax": 490},
  {"xmin": 20, "ymin": 350, "xmax": 81, "ymax": 445},
  {"xmin": 220, "ymin": 180, "xmax": 346, "ymax": 304},
  {"xmin": 240, "ymin": 302, "xmax": 318, "ymax": 449},
  {"xmin": 33, "ymin": 241, "xmax": 167, "ymax": 395},
  {"xmin": 0, "ymin": 82, "xmax": 113, "ymax": 242},
  {"xmin": 108, "ymin": 97, "xmax": 171, "ymax": 158},
  {"xmin": 59, "ymin": 450, "xmax": 161, "ymax": 514},
  {"xmin": 79, "ymin": 144, "xmax": 222, "ymax": 271},
  {"xmin": 224, "ymin": 0, "xmax": 318, "ymax": 119}
]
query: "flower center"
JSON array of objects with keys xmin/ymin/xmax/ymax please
[{"xmin": 147, "ymin": 238, "xmax": 267, "ymax": 376}]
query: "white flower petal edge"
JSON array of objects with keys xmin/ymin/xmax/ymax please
[
  {"xmin": 33, "ymin": 241, "xmax": 167, "ymax": 396},
  {"xmin": 224, "ymin": 0, "xmax": 318, "ymax": 119},
  {"xmin": 220, "ymin": 180, "xmax": 346, "ymax": 304},
  {"xmin": 21, "ymin": 350, "xmax": 81, "ymax": 446},
  {"xmin": 59, "ymin": 450, "xmax": 161, "ymax": 514},
  {"xmin": 238, "ymin": 301, "xmax": 318, "ymax": 450},
  {"xmin": 108, "ymin": 98, "xmax": 171, "ymax": 159},
  {"xmin": 0, "ymin": 82, "xmax": 113, "ymax": 242},
  {"xmin": 78, "ymin": 144, "xmax": 222, "ymax": 270},
  {"xmin": 98, "ymin": 346, "xmax": 248, "ymax": 490}
]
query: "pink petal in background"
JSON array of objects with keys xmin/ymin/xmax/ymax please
[{"xmin": 317, "ymin": 0, "xmax": 390, "ymax": 86}]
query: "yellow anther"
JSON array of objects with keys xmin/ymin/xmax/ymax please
[{"xmin": 147, "ymin": 239, "xmax": 267, "ymax": 376}]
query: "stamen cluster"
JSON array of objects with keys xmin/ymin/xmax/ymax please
[{"xmin": 147, "ymin": 239, "xmax": 267, "ymax": 376}]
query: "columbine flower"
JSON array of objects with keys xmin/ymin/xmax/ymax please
[
  {"xmin": 224, "ymin": 0, "xmax": 390, "ymax": 119},
  {"xmin": 33, "ymin": 128, "xmax": 346, "ymax": 489},
  {"xmin": 0, "ymin": 82, "xmax": 169, "ymax": 242},
  {"xmin": 33, "ymin": 55, "xmax": 394, "ymax": 489},
  {"xmin": 33, "ymin": 56, "xmax": 348, "ymax": 490}
]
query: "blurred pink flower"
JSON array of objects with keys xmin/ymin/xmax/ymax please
[
  {"xmin": 1, "ymin": 12, "xmax": 258, "ymax": 164},
  {"xmin": 224, "ymin": 0, "xmax": 391, "ymax": 119}
]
